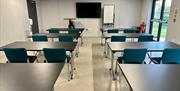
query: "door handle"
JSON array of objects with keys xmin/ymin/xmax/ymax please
[
  {"xmin": 151, "ymin": 19, "xmax": 168, "ymax": 24},
  {"xmin": 160, "ymin": 20, "xmax": 168, "ymax": 24},
  {"xmin": 151, "ymin": 19, "xmax": 161, "ymax": 22}
]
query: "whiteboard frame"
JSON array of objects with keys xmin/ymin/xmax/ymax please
[{"xmin": 103, "ymin": 4, "xmax": 115, "ymax": 25}]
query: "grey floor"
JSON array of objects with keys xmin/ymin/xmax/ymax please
[
  {"xmin": 54, "ymin": 37, "xmax": 131, "ymax": 91},
  {"xmin": 0, "ymin": 37, "xmax": 153, "ymax": 91}
]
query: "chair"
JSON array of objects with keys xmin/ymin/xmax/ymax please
[
  {"xmin": 118, "ymin": 48, "xmax": 147, "ymax": 64},
  {"xmin": 123, "ymin": 29, "xmax": 136, "ymax": 33},
  {"xmin": 32, "ymin": 35, "xmax": 48, "ymax": 42},
  {"xmin": 107, "ymin": 29, "xmax": 119, "ymax": 33},
  {"xmin": 138, "ymin": 35, "xmax": 154, "ymax": 42},
  {"xmin": 115, "ymin": 48, "xmax": 147, "ymax": 73},
  {"xmin": 58, "ymin": 35, "xmax": 73, "ymax": 42},
  {"xmin": 43, "ymin": 48, "xmax": 71, "ymax": 80},
  {"xmin": 3, "ymin": 48, "xmax": 37, "ymax": 63},
  {"xmin": 111, "ymin": 36, "xmax": 126, "ymax": 42},
  {"xmin": 68, "ymin": 29, "xmax": 80, "ymax": 34},
  {"xmin": 68, "ymin": 28, "xmax": 80, "ymax": 56},
  {"xmin": 150, "ymin": 48, "xmax": 180, "ymax": 64},
  {"xmin": 48, "ymin": 28, "xmax": 60, "ymax": 33}
]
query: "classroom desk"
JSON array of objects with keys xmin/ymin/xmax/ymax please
[
  {"xmin": 119, "ymin": 64, "xmax": 180, "ymax": 91},
  {"xmin": 100, "ymin": 28, "xmax": 140, "ymax": 45},
  {"xmin": 0, "ymin": 63, "xmax": 64, "ymax": 91},
  {"xmin": 0, "ymin": 41, "xmax": 77, "ymax": 79},
  {"xmin": 47, "ymin": 28, "xmax": 84, "ymax": 33},
  {"xmin": 100, "ymin": 28, "xmax": 125, "ymax": 32},
  {"xmin": 100, "ymin": 28, "xmax": 124, "ymax": 45},
  {"xmin": 28, "ymin": 33, "xmax": 80, "ymax": 57},
  {"xmin": 0, "ymin": 41, "xmax": 77, "ymax": 52},
  {"xmin": 103, "ymin": 33, "xmax": 154, "ymax": 56},
  {"xmin": 28, "ymin": 33, "xmax": 80, "ymax": 39},
  {"xmin": 47, "ymin": 28, "xmax": 85, "ymax": 46},
  {"xmin": 107, "ymin": 41, "xmax": 180, "ymax": 80},
  {"xmin": 103, "ymin": 33, "xmax": 153, "ymax": 40}
]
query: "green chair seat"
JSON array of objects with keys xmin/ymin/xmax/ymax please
[
  {"xmin": 3, "ymin": 48, "xmax": 37, "ymax": 63},
  {"xmin": 150, "ymin": 48, "xmax": 180, "ymax": 64},
  {"xmin": 32, "ymin": 35, "xmax": 48, "ymax": 42}
]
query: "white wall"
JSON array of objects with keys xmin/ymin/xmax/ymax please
[
  {"xmin": 0, "ymin": 0, "xmax": 2, "ymax": 46},
  {"xmin": 37, "ymin": 0, "xmax": 143, "ymax": 37},
  {"xmin": 140, "ymin": 0, "xmax": 153, "ymax": 33},
  {"xmin": 166, "ymin": 0, "xmax": 180, "ymax": 44},
  {"xmin": 0, "ymin": 0, "xmax": 29, "ymax": 46}
]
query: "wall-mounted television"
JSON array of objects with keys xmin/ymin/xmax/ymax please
[{"xmin": 76, "ymin": 2, "xmax": 101, "ymax": 18}]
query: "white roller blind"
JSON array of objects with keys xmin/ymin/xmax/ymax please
[{"xmin": 103, "ymin": 5, "xmax": 114, "ymax": 24}]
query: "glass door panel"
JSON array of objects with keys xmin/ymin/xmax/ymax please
[
  {"xmin": 160, "ymin": 0, "xmax": 172, "ymax": 41},
  {"xmin": 154, "ymin": 0, "xmax": 163, "ymax": 19},
  {"xmin": 150, "ymin": 0, "xmax": 172, "ymax": 41},
  {"xmin": 151, "ymin": 0, "xmax": 163, "ymax": 40},
  {"xmin": 152, "ymin": 22, "xmax": 160, "ymax": 38}
]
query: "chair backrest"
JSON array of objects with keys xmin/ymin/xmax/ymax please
[
  {"xmin": 58, "ymin": 35, "xmax": 73, "ymax": 42},
  {"xmin": 32, "ymin": 35, "xmax": 48, "ymax": 42},
  {"xmin": 48, "ymin": 28, "xmax": 60, "ymax": 33},
  {"xmin": 162, "ymin": 48, "xmax": 180, "ymax": 64},
  {"xmin": 107, "ymin": 29, "xmax": 119, "ymax": 33},
  {"xmin": 68, "ymin": 29, "xmax": 80, "ymax": 34},
  {"xmin": 138, "ymin": 35, "xmax": 154, "ymax": 42},
  {"xmin": 111, "ymin": 36, "xmax": 126, "ymax": 42},
  {"xmin": 123, "ymin": 29, "xmax": 136, "ymax": 33},
  {"xmin": 3, "ymin": 48, "xmax": 28, "ymax": 63},
  {"xmin": 43, "ymin": 48, "xmax": 67, "ymax": 63},
  {"xmin": 123, "ymin": 48, "xmax": 147, "ymax": 64}
]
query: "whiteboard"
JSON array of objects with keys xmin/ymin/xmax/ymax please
[{"xmin": 103, "ymin": 5, "xmax": 114, "ymax": 24}]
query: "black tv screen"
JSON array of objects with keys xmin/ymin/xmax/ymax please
[{"xmin": 76, "ymin": 2, "xmax": 101, "ymax": 18}]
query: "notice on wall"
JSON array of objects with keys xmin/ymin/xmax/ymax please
[
  {"xmin": 103, "ymin": 5, "xmax": 114, "ymax": 24},
  {"xmin": 173, "ymin": 8, "xmax": 178, "ymax": 23}
]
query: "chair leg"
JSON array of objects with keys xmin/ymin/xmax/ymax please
[
  {"xmin": 67, "ymin": 63, "xmax": 71, "ymax": 81},
  {"xmin": 115, "ymin": 60, "xmax": 118, "ymax": 74},
  {"xmin": 81, "ymin": 36, "xmax": 83, "ymax": 46},
  {"xmin": 75, "ymin": 40, "xmax": 80, "ymax": 57},
  {"xmin": 51, "ymin": 87, "xmax": 55, "ymax": 91},
  {"xmin": 34, "ymin": 51, "xmax": 40, "ymax": 56},
  {"xmin": 70, "ymin": 52, "xmax": 75, "ymax": 80},
  {"xmin": 32, "ymin": 56, "xmax": 39, "ymax": 63}
]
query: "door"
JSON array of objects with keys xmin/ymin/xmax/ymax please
[
  {"xmin": 27, "ymin": 0, "xmax": 39, "ymax": 34},
  {"xmin": 149, "ymin": 0, "xmax": 172, "ymax": 41}
]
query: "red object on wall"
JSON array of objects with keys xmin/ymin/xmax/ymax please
[{"xmin": 140, "ymin": 22, "xmax": 146, "ymax": 33}]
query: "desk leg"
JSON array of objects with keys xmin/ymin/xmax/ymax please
[
  {"xmin": 107, "ymin": 44, "xmax": 110, "ymax": 59},
  {"xmin": 104, "ymin": 39, "xmax": 107, "ymax": 58},
  {"xmin": 81, "ymin": 36, "xmax": 83, "ymax": 46},
  {"xmin": 101, "ymin": 31, "xmax": 103, "ymax": 46},
  {"xmin": 70, "ymin": 51, "xmax": 74, "ymax": 79},
  {"xmin": 117, "ymin": 64, "xmax": 122, "ymax": 84},
  {"xmin": 75, "ymin": 38, "xmax": 80, "ymax": 57},
  {"xmin": 51, "ymin": 87, "xmax": 55, "ymax": 91},
  {"xmin": 78, "ymin": 38, "xmax": 80, "ymax": 56},
  {"xmin": 107, "ymin": 44, "xmax": 109, "ymax": 58},
  {"xmin": 110, "ymin": 52, "xmax": 116, "ymax": 80}
]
